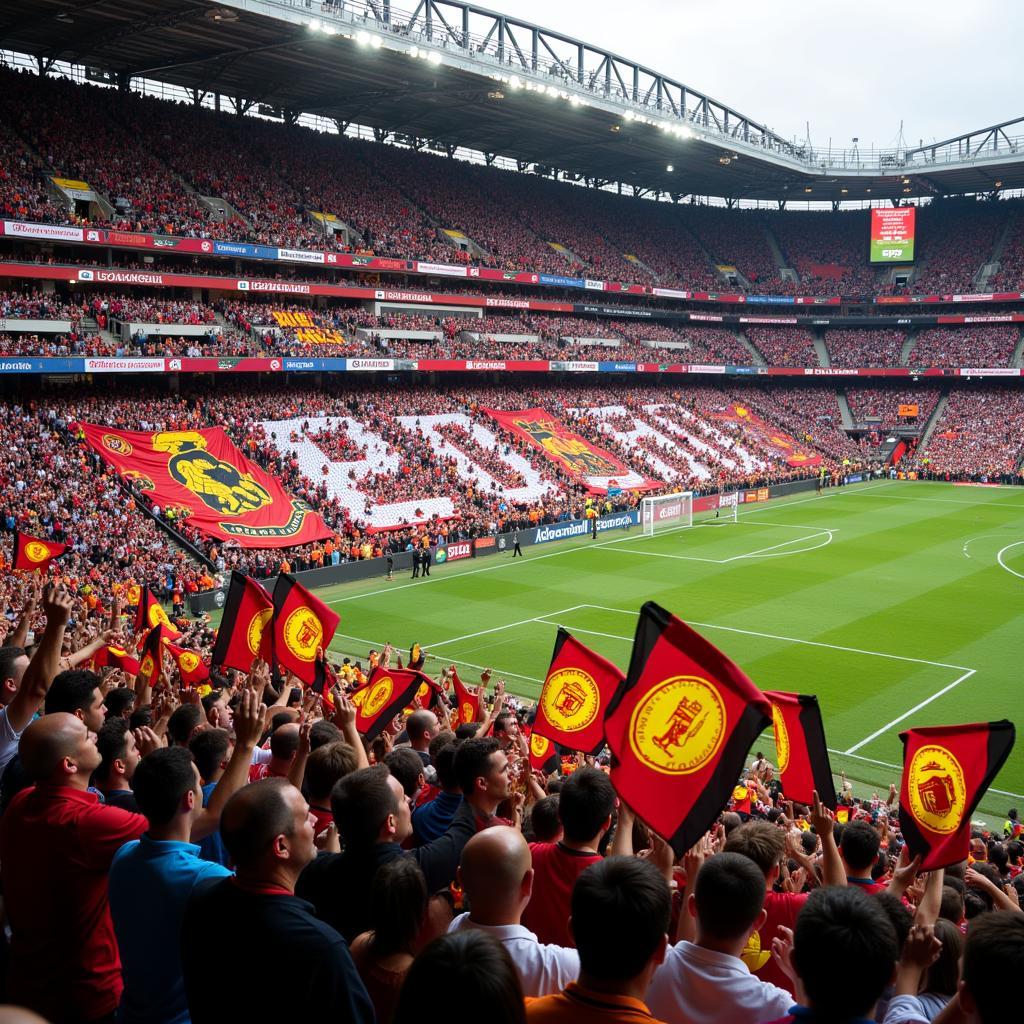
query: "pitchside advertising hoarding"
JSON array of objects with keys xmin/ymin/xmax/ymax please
[{"xmin": 870, "ymin": 207, "xmax": 916, "ymax": 263}]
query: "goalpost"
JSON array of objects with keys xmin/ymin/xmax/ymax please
[
  {"xmin": 641, "ymin": 491, "xmax": 693, "ymax": 536},
  {"xmin": 640, "ymin": 490, "xmax": 739, "ymax": 536}
]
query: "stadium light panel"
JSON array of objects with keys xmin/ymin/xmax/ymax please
[
  {"xmin": 623, "ymin": 110, "xmax": 636, "ymax": 121},
  {"xmin": 427, "ymin": 51, "xmax": 442, "ymax": 64},
  {"xmin": 666, "ymin": 164, "xmax": 674, "ymax": 172},
  {"xmin": 509, "ymin": 75, "xmax": 522, "ymax": 89},
  {"xmin": 308, "ymin": 18, "xmax": 322, "ymax": 31}
]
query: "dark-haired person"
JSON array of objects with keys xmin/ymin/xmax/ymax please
[
  {"xmin": 104, "ymin": 686, "xmax": 136, "ymax": 721},
  {"xmin": 94, "ymin": 716, "xmax": 141, "ymax": 812},
  {"xmin": 393, "ymin": 931, "xmax": 526, "ymax": 1024},
  {"xmin": 526, "ymin": 857, "xmax": 670, "ymax": 1024},
  {"xmin": 181, "ymin": 779, "xmax": 373, "ymax": 1024},
  {"xmin": 646, "ymin": 852, "xmax": 792, "ymax": 1024},
  {"xmin": 724, "ymin": 794, "xmax": 844, "ymax": 995},
  {"xmin": 890, "ymin": 911, "xmax": 1024, "ymax": 1024},
  {"xmin": 297, "ymin": 763, "xmax": 476, "ymax": 942},
  {"xmin": 762, "ymin": 885, "xmax": 899, "ymax": 1024},
  {"xmin": 108, "ymin": 747, "xmax": 233, "ymax": 1024},
  {"xmin": 450, "ymin": 826, "xmax": 579, "ymax": 996},
  {"xmin": 454, "ymin": 735, "xmax": 522, "ymax": 831},
  {"xmin": 412, "ymin": 740, "xmax": 463, "ymax": 844},
  {"xmin": 305, "ymin": 740, "xmax": 360, "ymax": 837},
  {"xmin": 350, "ymin": 858, "xmax": 429, "ymax": 1022},
  {"xmin": 840, "ymin": 819, "xmax": 886, "ymax": 893},
  {"xmin": 521, "ymin": 767, "xmax": 613, "ymax": 947},
  {"xmin": 189, "ymin": 727, "xmax": 232, "ymax": 866},
  {"xmin": 0, "ymin": 712, "xmax": 148, "ymax": 1024}
]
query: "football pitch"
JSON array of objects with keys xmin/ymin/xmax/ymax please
[{"xmin": 299, "ymin": 479, "xmax": 1024, "ymax": 826}]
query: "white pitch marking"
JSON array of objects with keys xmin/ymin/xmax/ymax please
[
  {"xmin": 329, "ymin": 631, "xmax": 543, "ymax": 684},
  {"xmin": 576, "ymin": 604, "xmax": 974, "ymax": 672},
  {"xmin": 321, "ymin": 480, "xmax": 888, "ymax": 609},
  {"xmin": 996, "ymin": 541, "xmax": 1024, "ymax": 580},
  {"xmin": 843, "ymin": 668, "xmax": 978, "ymax": 754},
  {"xmin": 719, "ymin": 530, "xmax": 833, "ymax": 562}
]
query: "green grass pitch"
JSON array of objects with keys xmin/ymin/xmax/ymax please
[{"xmin": 289, "ymin": 479, "xmax": 1024, "ymax": 826}]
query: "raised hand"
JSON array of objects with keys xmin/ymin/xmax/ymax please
[{"xmin": 233, "ymin": 686, "xmax": 268, "ymax": 750}]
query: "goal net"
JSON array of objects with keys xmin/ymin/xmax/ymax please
[{"xmin": 641, "ymin": 491, "xmax": 693, "ymax": 536}]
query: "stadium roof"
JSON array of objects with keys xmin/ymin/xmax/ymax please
[{"xmin": 4, "ymin": 0, "xmax": 1024, "ymax": 203}]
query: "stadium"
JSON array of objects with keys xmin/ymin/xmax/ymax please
[{"xmin": 1, "ymin": 1, "xmax": 1023, "ymax": 1021}]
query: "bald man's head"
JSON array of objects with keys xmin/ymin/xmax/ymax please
[
  {"xmin": 0, "ymin": 1006, "xmax": 51, "ymax": 1024},
  {"xmin": 20, "ymin": 712, "xmax": 101, "ymax": 784},
  {"xmin": 459, "ymin": 825, "xmax": 533, "ymax": 924}
]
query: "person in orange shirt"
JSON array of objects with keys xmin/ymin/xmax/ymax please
[{"xmin": 525, "ymin": 858, "xmax": 670, "ymax": 1024}]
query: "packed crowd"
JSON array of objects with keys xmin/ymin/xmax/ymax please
[
  {"xmin": 908, "ymin": 326, "xmax": 1020, "ymax": 368},
  {"xmin": 744, "ymin": 327, "xmax": 819, "ymax": 367},
  {"xmin": 916, "ymin": 387, "xmax": 1024, "ymax": 479},
  {"xmin": 0, "ymin": 402, "xmax": 216, "ymax": 603},
  {"xmin": 845, "ymin": 388, "xmax": 940, "ymax": 429},
  {"xmin": 0, "ymin": 578, "xmax": 1020, "ymax": 1024},
  {"xmin": 3, "ymin": 68, "xmax": 1024, "ymax": 300},
  {"xmin": 825, "ymin": 329, "xmax": 907, "ymax": 368}
]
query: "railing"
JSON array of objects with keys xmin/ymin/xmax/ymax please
[{"xmin": 242, "ymin": 0, "xmax": 1024, "ymax": 175}]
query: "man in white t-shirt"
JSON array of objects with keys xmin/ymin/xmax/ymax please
[
  {"xmin": 448, "ymin": 826, "xmax": 579, "ymax": 997},
  {"xmin": 646, "ymin": 852, "xmax": 793, "ymax": 1024}
]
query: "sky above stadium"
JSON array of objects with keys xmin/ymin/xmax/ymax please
[{"xmin": 478, "ymin": 0, "xmax": 1020, "ymax": 152}]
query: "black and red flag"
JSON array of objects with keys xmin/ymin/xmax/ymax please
[
  {"xmin": 133, "ymin": 585, "xmax": 180, "ymax": 638},
  {"xmin": 524, "ymin": 723, "xmax": 560, "ymax": 776},
  {"xmin": 350, "ymin": 667, "xmax": 422, "ymax": 742},
  {"xmin": 535, "ymin": 629, "xmax": 624, "ymax": 756},
  {"xmin": 166, "ymin": 642, "xmax": 211, "ymax": 689},
  {"xmin": 13, "ymin": 531, "xmax": 67, "ymax": 573},
  {"xmin": 92, "ymin": 644, "xmax": 141, "ymax": 677},
  {"xmin": 451, "ymin": 668, "xmax": 480, "ymax": 725},
  {"xmin": 899, "ymin": 721, "xmax": 1015, "ymax": 870},
  {"xmin": 604, "ymin": 602, "xmax": 772, "ymax": 856},
  {"xmin": 764, "ymin": 691, "xmax": 836, "ymax": 810},
  {"xmin": 137, "ymin": 624, "xmax": 177, "ymax": 690},
  {"xmin": 210, "ymin": 572, "xmax": 273, "ymax": 673},
  {"xmin": 270, "ymin": 574, "xmax": 340, "ymax": 685},
  {"xmin": 413, "ymin": 673, "xmax": 446, "ymax": 713}
]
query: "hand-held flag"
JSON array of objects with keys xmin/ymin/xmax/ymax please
[
  {"xmin": 166, "ymin": 642, "xmax": 211, "ymax": 688},
  {"xmin": 604, "ymin": 601, "xmax": 772, "ymax": 857},
  {"xmin": 350, "ymin": 667, "xmax": 423, "ymax": 742},
  {"xmin": 13, "ymin": 531, "xmax": 67, "ymax": 573},
  {"xmin": 210, "ymin": 572, "xmax": 273, "ymax": 672},
  {"xmin": 133, "ymin": 585, "xmax": 180, "ymax": 638},
  {"xmin": 764, "ymin": 691, "xmax": 836, "ymax": 810},
  {"xmin": 270, "ymin": 574, "xmax": 340, "ymax": 685},
  {"xmin": 535, "ymin": 628, "xmax": 624, "ymax": 756},
  {"xmin": 451, "ymin": 668, "xmax": 481, "ymax": 725},
  {"xmin": 899, "ymin": 721, "xmax": 1015, "ymax": 870},
  {"xmin": 91, "ymin": 645, "xmax": 141, "ymax": 677}
]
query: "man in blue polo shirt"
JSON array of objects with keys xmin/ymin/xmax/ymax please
[
  {"xmin": 108, "ymin": 689, "xmax": 265, "ymax": 1024},
  {"xmin": 109, "ymin": 747, "xmax": 231, "ymax": 1024}
]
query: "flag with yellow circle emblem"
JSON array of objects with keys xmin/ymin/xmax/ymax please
[
  {"xmin": 899, "ymin": 721, "xmax": 1014, "ymax": 870},
  {"xmin": 604, "ymin": 602, "xmax": 772, "ymax": 857},
  {"xmin": 13, "ymin": 531, "xmax": 67, "ymax": 573},
  {"xmin": 535, "ymin": 628, "xmax": 623, "ymax": 756},
  {"xmin": 764, "ymin": 691, "xmax": 836, "ymax": 810},
  {"xmin": 270, "ymin": 573, "xmax": 340, "ymax": 685}
]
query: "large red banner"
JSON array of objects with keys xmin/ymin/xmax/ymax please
[
  {"xmin": 483, "ymin": 406, "xmax": 661, "ymax": 493},
  {"xmin": 76, "ymin": 424, "xmax": 332, "ymax": 548},
  {"xmin": 712, "ymin": 404, "xmax": 822, "ymax": 468}
]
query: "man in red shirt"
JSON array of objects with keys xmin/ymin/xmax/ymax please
[
  {"xmin": 0, "ymin": 712, "xmax": 148, "ymax": 1023},
  {"xmin": 724, "ymin": 792, "xmax": 845, "ymax": 995},
  {"xmin": 522, "ymin": 767, "xmax": 614, "ymax": 948}
]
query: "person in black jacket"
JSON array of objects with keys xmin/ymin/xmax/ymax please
[
  {"xmin": 181, "ymin": 779, "xmax": 373, "ymax": 1024},
  {"xmin": 297, "ymin": 764, "xmax": 476, "ymax": 942}
]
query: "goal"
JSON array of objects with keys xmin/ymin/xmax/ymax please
[
  {"xmin": 641, "ymin": 491, "xmax": 693, "ymax": 536},
  {"xmin": 716, "ymin": 491, "xmax": 739, "ymax": 523}
]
